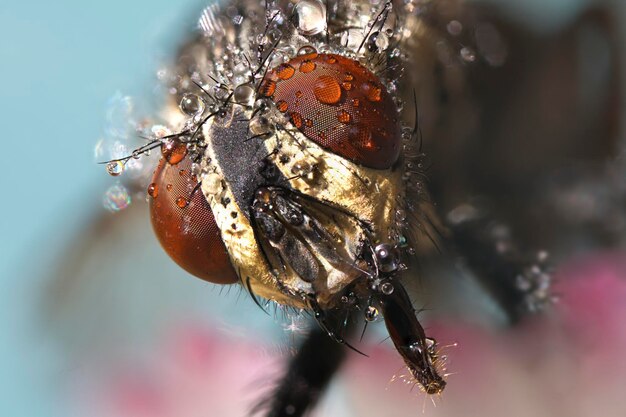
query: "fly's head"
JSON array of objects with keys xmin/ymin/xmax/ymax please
[{"xmin": 103, "ymin": 0, "xmax": 451, "ymax": 395}]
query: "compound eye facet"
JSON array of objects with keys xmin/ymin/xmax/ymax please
[
  {"xmin": 148, "ymin": 156, "xmax": 238, "ymax": 284},
  {"xmin": 261, "ymin": 53, "xmax": 401, "ymax": 169}
]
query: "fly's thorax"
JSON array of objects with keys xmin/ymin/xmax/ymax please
[{"xmin": 198, "ymin": 104, "xmax": 405, "ymax": 309}]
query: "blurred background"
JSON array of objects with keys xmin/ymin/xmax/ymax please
[{"xmin": 1, "ymin": 0, "xmax": 625, "ymax": 416}]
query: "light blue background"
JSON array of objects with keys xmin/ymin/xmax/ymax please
[{"xmin": 0, "ymin": 2, "xmax": 200, "ymax": 415}]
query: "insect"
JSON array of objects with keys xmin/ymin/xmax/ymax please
[{"xmin": 93, "ymin": 0, "xmax": 622, "ymax": 415}]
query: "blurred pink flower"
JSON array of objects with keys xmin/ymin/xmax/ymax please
[{"xmin": 71, "ymin": 251, "xmax": 626, "ymax": 417}]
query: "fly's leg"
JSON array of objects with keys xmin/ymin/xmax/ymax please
[
  {"xmin": 449, "ymin": 213, "xmax": 552, "ymax": 323},
  {"xmin": 254, "ymin": 326, "xmax": 347, "ymax": 417}
]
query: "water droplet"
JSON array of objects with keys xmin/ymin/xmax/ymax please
[
  {"xmin": 276, "ymin": 100, "xmax": 289, "ymax": 112},
  {"xmin": 276, "ymin": 64, "xmax": 295, "ymax": 80},
  {"xmin": 176, "ymin": 197, "xmax": 189, "ymax": 208},
  {"xmin": 344, "ymin": 73, "xmax": 354, "ymax": 81},
  {"xmin": 341, "ymin": 81, "xmax": 353, "ymax": 91},
  {"xmin": 103, "ymin": 183, "xmax": 131, "ymax": 212},
  {"xmin": 337, "ymin": 110, "xmax": 351, "ymax": 124},
  {"xmin": 166, "ymin": 184, "xmax": 173, "ymax": 191},
  {"xmin": 313, "ymin": 75, "xmax": 342, "ymax": 104},
  {"xmin": 259, "ymin": 79, "xmax": 276, "ymax": 97},
  {"xmin": 106, "ymin": 161, "xmax": 124, "ymax": 176},
  {"xmin": 326, "ymin": 55, "xmax": 337, "ymax": 64},
  {"xmin": 305, "ymin": 118, "xmax": 313, "ymax": 127},
  {"xmin": 256, "ymin": 33, "xmax": 269, "ymax": 45},
  {"xmin": 179, "ymin": 93, "xmax": 205, "ymax": 116},
  {"xmin": 290, "ymin": 112, "xmax": 303, "ymax": 129},
  {"xmin": 380, "ymin": 281, "xmax": 394, "ymax": 295},
  {"xmin": 297, "ymin": 45, "xmax": 318, "ymax": 58},
  {"xmin": 299, "ymin": 60, "xmax": 316, "ymax": 73},
  {"xmin": 447, "ymin": 20, "xmax": 463, "ymax": 36},
  {"xmin": 341, "ymin": 28, "xmax": 364, "ymax": 50},
  {"xmin": 234, "ymin": 84, "xmax": 255, "ymax": 106},
  {"xmin": 249, "ymin": 115, "xmax": 274, "ymax": 135},
  {"xmin": 148, "ymin": 182, "xmax": 159, "ymax": 198},
  {"xmin": 361, "ymin": 81, "xmax": 382, "ymax": 102},
  {"xmin": 460, "ymin": 47, "xmax": 476, "ymax": 62},
  {"xmin": 295, "ymin": 90, "xmax": 304, "ymax": 98},
  {"xmin": 162, "ymin": 140, "xmax": 188, "ymax": 165},
  {"xmin": 294, "ymin": 0, "xmax": 327, "ymax": 36},
  {"xmin": 365, "ymin": 305, "xmax": 379, "ymax": 322},
  {"xmin": 375, "ymin": 243, "xmax": 399, "ymax": 272},
  {"xmin": 351, "ymin": 98, "xmax": 360, "ymax": 107},
  {"xmin": 367, "ymin": 31, "xmax": 389, "ymax": 52}
]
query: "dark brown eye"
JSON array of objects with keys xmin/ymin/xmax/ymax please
[
  {"xmin": 148, "ymin": 156, "xmax": 238, "ymax": 284},
  {"xmin": 260, "ymin": 53, "xmax": 401, "ymax": 169}
]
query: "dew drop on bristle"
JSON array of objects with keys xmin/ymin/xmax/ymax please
[
  {"xmin": 365, "ymin": 305, "xmax": 380, "ymax": 322},
  {"xmin": 106, "ymin": 160, "xmax": 124, "ymax": 176},
  {"xmin": 179, "ymin": 93, "xmax": 204, "ymax": 116},
  {"xmin": 294, "ymin": 0, "xmax": 327, "ymax": 36},
  {"xmin": 103, "ymin": 183, "xmax": 131, "ymax": 212}
]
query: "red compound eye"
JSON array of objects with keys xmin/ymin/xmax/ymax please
[
  {"xmin": 261, "ymin": 53, "xmax": 401, "ymax": 169},
  {"xmin": 149, "ymin": 156, "xmax": 238, "ymax": 284}
]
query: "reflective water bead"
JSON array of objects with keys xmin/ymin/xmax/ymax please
[
  {"xmin": 297, "ymin": 45, "xmax": 318, "ymax": 57},
  {"xmin": 460, "ymin": 47, "xmax": 476, "ymax": 62},
  {"xmin": 234, "ymin": 84, "xmax": 255, "ymax": 106},
  {"xmin": 179, "ymin": 93, "xmax": 205, "ymax": 116},
  {"xmin": 106, "ymin": 160, "xmax": 124, "ymax": 176},
  {"xmin": 447, "ymin": 20, "xmax": 463, "ymax": 36},
  {"xmin": 375, "ymin": 243, "xmax": 399, "ymax": 272},
  {"xmin": 367, "ymin": 31, "xmax": 389, "ymax": 52},
  {"xmin": 249, "ymin": 114, "xmax": 274, "ymax": 135},
  {"xmin": 365, "ymin": 305, "xmax": 379, "ymax": 322},
  {"xmin": 103, "ymin": 183, "xmax": 131, "ymax": 212},
  {"xmin": 294, "ymin": 0, "xmax": 327, "ymax": 36},
  {"xmin": 380, "ymin": 281, "xmax": 394, "ymax": 295}
]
